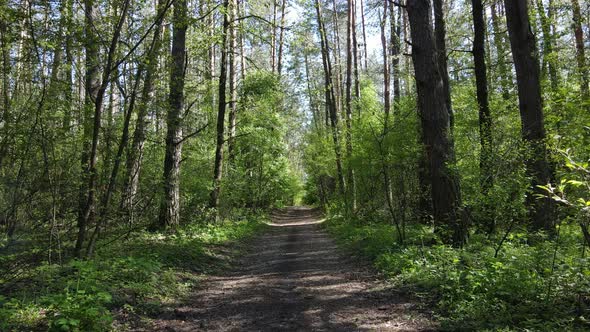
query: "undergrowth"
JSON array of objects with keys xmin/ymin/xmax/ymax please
[
  {"xmin": 324, "ymin": 215, "xmax": 590, "ymax": 331},
  {"xmin": 0, "ymin": 217, "xmax": 266, "ymax": 331}
]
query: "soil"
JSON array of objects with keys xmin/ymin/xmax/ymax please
[{"xmin": 134, "ymin": 207, "xmax": 436, "ymax": 331}]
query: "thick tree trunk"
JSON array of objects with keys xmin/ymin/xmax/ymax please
[
  {"xmin": 504, "ymin": 0, "xmax": 556, "ymax": 231},
  {"xmin": 572, "ymin": 0, "xmax": 589, "ymax": 100},
  {"xmin": 158, "ymin": 0, "xmax": 187, "ymax": 229},
  {"xmin": 210, "ymin": 0, "xmax": 230, "ymax": 210},
  {"xmin": 407, "ymin": 0, "xmax": 465, "ymax": 245},
  {"xmin": 471, "ymin": 0, "xmax": 492, "ymax": 193}
]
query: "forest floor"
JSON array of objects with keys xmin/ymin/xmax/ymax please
[{"xmin": 134, "ymin": 207, "xmax": 437, "ymax": 331}]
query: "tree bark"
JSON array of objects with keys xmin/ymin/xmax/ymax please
[
  {"xmin": 277, "ymin": 0, "xmax": 287, "ymax": 76},
  {"xmin": 210, "ymin": 0, "xmax": 231, "ymax": 210},
  {"xmin": 315, "ymin": 0, "xmax": 346, "ymax": 196},
  {"xmin": 572, "ymin": 0, "xmax": 589, "ymax": 100},
  {"xmin": 407, "ymin": 0, "xmax": 465, "ymax": 245},
  {"xmin": 76, "ymin": 0, "xmax": 130, "ymax": 256},
  {"xmin": 389, "ymin": 1, "xmax": 401, "ymax": 107},
  {"xmin": 433, "ymin": 0, "xmax": 453, "ymax": 129},
  {"xmin": 535, "ymin": 0, "xmax": 558, "ymax": 92},
  {"xmin": 471, "ymin": 0, "xmax": 492, "ymax": 193},
  {"xmin": 345, "ymin": 0, "xmax": 357, "ymax": 212},
  {"xmin": 158, "ymin": 0, "xmax": 187, "ymax": 229},
  {"xmin": 490, "ymin": 0, "xmax": 510, "ymax": 100},
  {"xmin": 359, "ymin": 0, "xmax": 368, "ymax": 70},
  {"xmin": 228, "ymin": 0, "xmax": 238, "ymax": 162},
  {"xmin": 123, "ymin": 0, "xmax": 167, "ymax": 213},
  {"xmin": 504, "ymin": 0, "xmax": 556, "ymax": 231}
]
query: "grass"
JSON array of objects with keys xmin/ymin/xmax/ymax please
[
  {"xmin": 0, "ymin": 217, "xmax": 267, "ymax": 331},
  {"xmin": 323, "ymin": 214, "xmax": 590, "ymax": 331}
]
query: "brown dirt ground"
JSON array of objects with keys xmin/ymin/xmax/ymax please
[{"xmin": 130, "ymin": 207, "xmax": 437, "ymax": 331}]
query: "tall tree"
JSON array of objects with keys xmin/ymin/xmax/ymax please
[
  {"xmin": 490, "ymin": 0, "xmax": 510, "ymax": 100},
  {"xmin": 158, "ymin": 0, "xmax": 187, "ymax": 228},
  {"xmin": 572, "ymin": 0, "xmax": 589, "ymax": 100},
  {"xmin": 123, "ymin": 0, "xmax": 168, "ymax": 213},
  {"xmin": 227, "ymin": 0, "xmax": 238, "ymax": 161},
  {"xmin": 406, "ymin": 0, "xmax": 465, "ymax": 245},
  {"xmin": 535, "ymin": 0, "xmax": 558, "ymax": 91},
  {"xmin": 76, "ymin": 0, "xmax": 130, "ymax": 257},
  {"xmin": 277, "ymin": 0, "xmax": 287, "ymax": 76},
  {"xmin": 210, "ymin": 0, "xmax": 231, "ymax": 210},
  {"xmin": 471, "ymin": 0, "xmax": 492, "ymax": 193},
  {"xmin": 504, "ymin": 0, "xmax": 555, "ymax": 231},
  {"xmin": 433, "ymin": 0, "xmax": 453, "ymax": 128},
  {"xmin": 345, "ymin": 0, "xmax": 357, "ymax": 211},
  {"xmin": 315, "ymin": 0, "xmax": 346, "ymax": 195}
]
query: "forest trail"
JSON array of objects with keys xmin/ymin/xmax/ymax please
[{"xmin": 145, "ymin": 207, "xmax": 436, "ymax": 331}]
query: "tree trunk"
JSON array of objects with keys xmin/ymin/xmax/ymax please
[
  {"xmin": 210, "ymin": 0, "xmax": 230, "ymax": 210},
  {"xmin": 227, "ymin": 0, "xmax": 238, "ymax": 162},
  {"xmin": 123, "ymin": 0, "xmax": 167, "ymax": 213},
  {"xmin": 572, "ymin": 0, "xmax": 589, "ymax": 100},
  {"xmin": 535, "ymin": 0, "xmax": 558, "ymax": 92},
  {"xmin": 158, "ymin": 0, "xmax": 187, "ymax": 229},
  {"xmin": 389, "ymin": 1, "xmax": 401, "ymax": 107},
  {"xmin": 504, "ymin": 0, "xmax": 556, "ymax": 231},
  {"xmin": 315, "ymin": 0, "xmax": 346, "ymax": 196},
  {"xmin": 407, "ymin": 0, "xmax": 465, "ymax": 245},
  {"xmin": 75, "ymin": 0, "xmax": 101, "ymax": 257},
  {"xmin": 490, "ymin": 0, "xmax": 510, "ymax": 100},
  {"xmin": 359, "ymin": 0, "xmax": 368, "ymax": 70},
  {"xmin": 433, "ymin": 0, "xmax": 453, "ymax": 129},
  {"xmin": 277, "ymin": 0, "xmax": 287, "ymax": 76},
  {"xmin": 381, "ymin": 2, "xmax": 398, "ymax": 236},
  {"xmin": 345, "ymin": 0, "xmax": 357, "ymax": 212},
  {"xmin": 471, "ymin": 0, "xmax": 492, "ymax": 193}
]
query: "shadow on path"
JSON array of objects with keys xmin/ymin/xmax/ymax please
[{"xmin": 144, "ymin": 207, "xmax": 436, "ymax": 331}]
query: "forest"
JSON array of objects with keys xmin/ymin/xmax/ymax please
[{"xmin": 0, "ymin": 0, "xmax": 589, "ymax": 330}]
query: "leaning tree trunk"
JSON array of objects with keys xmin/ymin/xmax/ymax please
[
  {"xmin": 158, "ymin": 0, "xmax": 187, "ymax": 229},
  {"xmin": 76, "ymin": 0, "xmax": 129, "ymax": 257},
  {"xmin": 504, "ymin": 0, "xmax": 556, "ymax": 231},
  {"xmin": 406, "ymin": 0, "xmax": 465, "ymax": 245},
  {"xmin": 123, "ymin": 0, "xmax": 167, "ymax": 214}
]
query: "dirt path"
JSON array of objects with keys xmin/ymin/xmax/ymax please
[{"xmin": 146, "ymin": 207, "xmax": 436, "ymax": 331}]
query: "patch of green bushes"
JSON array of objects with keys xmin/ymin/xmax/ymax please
[
  {"xmin": 324, "ymin": 217, "xmax": 590, "ymax": 331},
  {"xmin": 0, "ymin": 218, "xmax": 266, "ymax": 331}
]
